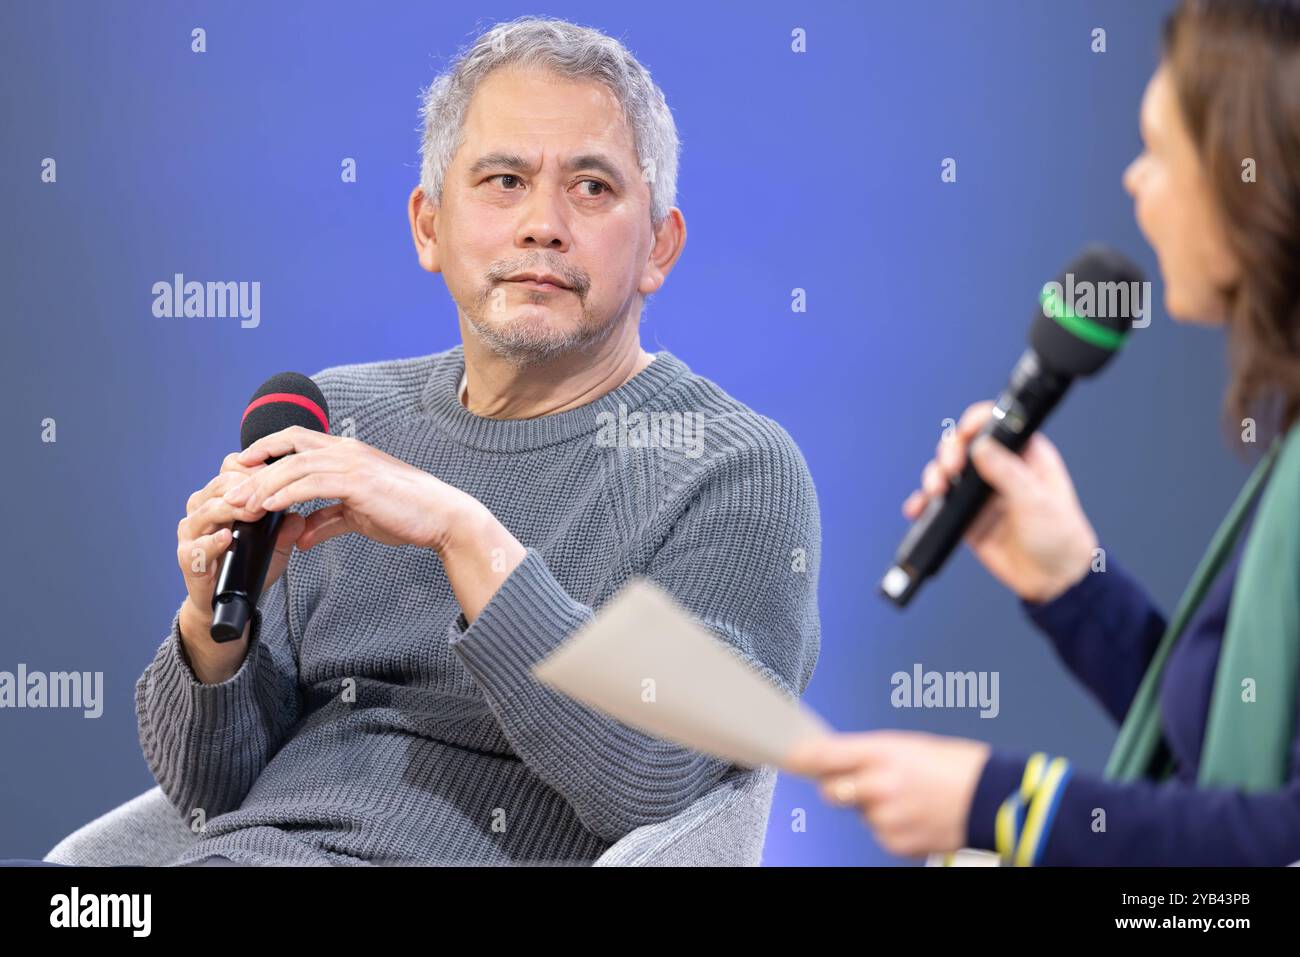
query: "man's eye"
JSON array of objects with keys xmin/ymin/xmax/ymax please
[{"xmin": 486, "ymin": 175, "xmax": 608, "ymax": 196}]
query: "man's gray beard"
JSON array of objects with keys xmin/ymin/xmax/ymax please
[{"xmin": 464, "ymin": 302, "xmax": 625, "ymax": 367}]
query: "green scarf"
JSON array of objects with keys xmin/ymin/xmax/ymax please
[{"xmin": 1105, "ymin": 423, "xmax": 1300, "ymax": 790}]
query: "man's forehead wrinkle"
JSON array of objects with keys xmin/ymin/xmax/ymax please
[
  {"xmin": 471, "ymin": 108, "xmax": 627, "ymax": 141},
  {"xmin": 485, "ymin": 123, "xmax": 620, "ymax": 143},
  {"xmin": 463, "ymin": 120, "xmax": 637, "ymax": 175}
]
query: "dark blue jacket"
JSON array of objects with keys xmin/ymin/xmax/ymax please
[{"xmin": 966, "ymin": 496, "xmax": 1300, "ymax": 864}]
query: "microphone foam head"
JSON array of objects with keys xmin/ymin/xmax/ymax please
[
  {"xmin": 1030, "ymin": 244, "xmax": 1147, "ymax": 377},
  {"xmin": 239, "ymin": 372, "xmax": 331, "ymax": 451}
]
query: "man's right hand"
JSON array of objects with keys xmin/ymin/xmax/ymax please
[{"xmin": 175, "ymin": 452, "xmax": 308, "ymax": 683}]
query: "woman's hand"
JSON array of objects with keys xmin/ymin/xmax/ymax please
[
  {"xmin": 785, "ymin": 731, "xmax": 991, "ymax": 858},
  {"xmin": 906, "ymin": 400, "xmax": 1100, "ymax": 603}
]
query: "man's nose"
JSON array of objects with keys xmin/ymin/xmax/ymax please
[{"xmin": 515, "ymin": 181, "xmax": 570, "ymax": 250}]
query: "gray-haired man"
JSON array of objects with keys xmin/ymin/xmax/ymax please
[{"xmin": 142, "ymin": 15, "xmax": 821, "ymax": 866}]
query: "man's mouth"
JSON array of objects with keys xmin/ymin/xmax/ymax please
[
  {"xmin": 506, "ymin": 273, "xmax": 572, "ymax": 292},
  {"xmin": 512, "ymin": 280, "xmax": 567, "ymax": 292}
]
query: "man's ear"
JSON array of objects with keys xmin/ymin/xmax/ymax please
[
  {"xmin": 638, "ymin": 207, "xmax": 686, "ymax": 296},
  {"xmin": 408, "ymin": 186, "xmax": 441, "ymax": 274}
]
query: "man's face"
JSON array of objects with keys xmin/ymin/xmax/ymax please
[{"xmin": 424, "ymin": 66, "xmax": 657, "ymax": 363}]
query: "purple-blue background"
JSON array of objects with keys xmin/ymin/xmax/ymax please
[{"xmin": 1, "ymin": 0, "xmax": 1245, "ymax": 865}]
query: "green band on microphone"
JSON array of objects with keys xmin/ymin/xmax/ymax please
[{"xmin": 1040, "ymin": 288, "xmax": 1127, "ymax": 351}]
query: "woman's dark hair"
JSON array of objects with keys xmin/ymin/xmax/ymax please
[{"xmin": 1163, "ymin": 0, "xmax": 1300, "ymax": 438}]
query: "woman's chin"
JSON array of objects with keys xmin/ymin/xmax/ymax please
[{"xmin": 1164, "ymin": 289, "xmax": 1227, "ymax": 327}]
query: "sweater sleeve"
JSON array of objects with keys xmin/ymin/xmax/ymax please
[
  {"xmin": 446, "ymin": 442, "xmax": 821, "ymax": 844},
  {"xmin": 134, "ymin": 571, "xmax": 303, "ymax": 823},
  {"xmin": 966, "ymin": 747, "xmax": 1300, "ymax": 865},
  {"xmin": 1019, "ymin": 551, "xmax": 1168, "ymax": 725}
]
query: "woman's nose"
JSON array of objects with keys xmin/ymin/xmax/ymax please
[{"xmin": 1122, "ymin": 155, "xmax": 1142, "ymax": 197}]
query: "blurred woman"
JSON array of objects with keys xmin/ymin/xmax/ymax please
[{"xmin": 788, "ymin": 0, "xmax": 1300, "ymax": 865}]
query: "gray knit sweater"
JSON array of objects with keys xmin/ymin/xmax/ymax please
[{"xmin": 135, "ymin": 344, "xmax": 821, "ymax": 865}]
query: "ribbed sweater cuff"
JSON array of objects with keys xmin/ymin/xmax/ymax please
[
  {"xmin": 447, "ymin": 548, "xmax": 593, "ymax": 700},
  {"xmin": 145, "ymin": 602, "xmax": 266, "ymax": 734}
]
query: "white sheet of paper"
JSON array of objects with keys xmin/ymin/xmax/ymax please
[{"xmin": 531, "ymin": 579, "xmax": 832, "ymax": 770}]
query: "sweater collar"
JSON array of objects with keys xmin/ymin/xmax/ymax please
[{"xmin": 419, "ymin": 343, "xmax": 690, "ymax": 452}]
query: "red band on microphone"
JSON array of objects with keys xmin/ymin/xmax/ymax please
[{"xmin": 240, "ymin": 392, "xmax": 330, "ymax": 434}]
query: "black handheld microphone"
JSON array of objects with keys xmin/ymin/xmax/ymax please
[
  {"xmin": 879, "ymin": 245, "xmax": 1145, "ymax": 608},
  {"xmin": 210, "ymin": 372, "xmax": 330, "ymax": 642}
]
